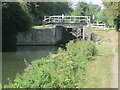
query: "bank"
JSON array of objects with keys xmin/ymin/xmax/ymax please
[
  {"xmin": 3, "ymin": 30, "xmax": 116, "ymax": 88},
  {"xmin": 5, "ymin": 40, "xmax": 97, "ymax": 88},
  {"xmin": 83, "ymin": 30, "xmax": 116, "ymax": 88}
]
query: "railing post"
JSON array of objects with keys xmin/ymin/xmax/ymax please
[{"xmin": 83, "ymin": 27, "xmax": 85, "ymax": 40}]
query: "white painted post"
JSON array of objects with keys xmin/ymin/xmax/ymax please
[
  {"xmin": 62, "ymin": 14, "xmax": 64, "ymax": 23},
  {"xmin": 83, "ymin": 27, "xmax": 85, "ymax": 40},
  {"xmin": 93, "ymin": 15, "xmax": 95, "ymax": 20},
  {"xmin": 62, "ymin": 14, "xmax": 64, "ymax": 19}
]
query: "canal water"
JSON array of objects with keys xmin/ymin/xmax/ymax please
[{"xmin": 2, "ymin": 46, "xmax": 59, "ymax": 85}]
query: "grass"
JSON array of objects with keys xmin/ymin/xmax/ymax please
[
  {"xmin": 83, "ymin": 30, "xmax": 114, "ymax": 88},
  {"xmin": 83, "ymin": 43, "xmax": 113, "ymax": 88},
  {"xmin": 32, "ymin": 24, "xmax": 55, "ymax": 30}
]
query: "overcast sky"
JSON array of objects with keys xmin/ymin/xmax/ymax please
[{"xmin": 71, "ymin": 0, "xmax": 105, "ymax": 9}]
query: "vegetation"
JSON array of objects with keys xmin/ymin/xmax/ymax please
[
  {"xmin": 103, "ymin": 2, "xmax": 119, "ymax": 25},
  {"xmin": 96, "ymin": 2, "xmax": 120, "ymax": 30},
  {"xmin": 2, "ymin": 2, "xmax": 72, "ymax": 45},
  {"xmin": 26, "ymin": 2, "xmax": 72, "ymax": 24},
  {"xmin": 2, "ymin": 1, "xmax": 119, "ymax": 88},
  {"xmin": 72, "ymin": 1, "xmax": 119, "ymax": 31},
  {"xmin": 83, "ymin": 30, "xmax": 114, "ymax": 88},
  {"xmin": 2, "ymin": 2, "xmax": 32, "ymax": 45},
  {"xmin": 2, "ymin": 1, "xmax": 120, "ymax": 45},
  {"xmin": 0, "ymin": 84, "xmax": 2, "ymax": 90},
  {"xmin": 72, "ymin": 2, "xmax": 101, "ymax": 17},
  {"xmin": 5, "ymin": 40, "xmax": 97, "ymax": 88},
  {"xmin": 96, "ymin": 10, "xmax": 107, "ymax": 23}
]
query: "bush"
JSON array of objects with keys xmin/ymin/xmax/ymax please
[{"xmin": 5, "ymin": 40, "xmax": 97, "ymax": 88}]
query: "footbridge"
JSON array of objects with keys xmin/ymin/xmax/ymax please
[
  {"xmin": 42, "ymin": 15, "xmax": 92, "ymax": 40},
  {"xmin": 15, "ymin": 15, "xmax": 95, "ymax": 46},
  {"xmin": 42, "ymin": 15, "xmax": 91, "ymax": 27}
]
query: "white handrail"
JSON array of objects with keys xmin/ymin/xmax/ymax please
[{"xmin": 42, "ymin": 15, "xmax": 91, "ymax": 24}]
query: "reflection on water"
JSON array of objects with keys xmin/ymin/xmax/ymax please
[{"xmin": 2, "ymin": 46, "xmax": 58, "ymax": 85}]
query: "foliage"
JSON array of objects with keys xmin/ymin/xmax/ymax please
[
  {"xmin": 102, "ymin": 2, "xmax": 119, "ymax": 27},
  {"xmin": 0, "ymin": 84, "xmax": 2, "ymax": 90},
  {"xmin": 0, "ymin": 2, "xmax": 2, "ymax": 10},
  {"xmin": 2, "ymin": 2, "xmax": 72, "ymax": 45},
  {"xmin": 2, "ymin": 2, "xmax": 33, "ymax": 45},
  {"xmin": 5, "ymin": 40, "xmax": 97, "ymax": 88},
  {"xmin": 103, "ymin": 2, "xmax": 119, "ymax": 18},
  {"xmin": 88, "ymin": 3, "xmax": 101, "ymax": 16},
  {"xmin": 26, "ymin": 2, "xmax": 73, "ymax": 24},
  {"xmin": 72, "ymin": 2, "xmax": 101, "ymax": 17},
  {"xmin": 2, "ymin": 2, "xmax": 32, "ymax": 32},
  {"xmin": 72, "ymin": 2, "xmax": 89, "ymax": 16},
  {"xmin": 96, "ymin": 10, "xmax": 107, "ymax": 23}
]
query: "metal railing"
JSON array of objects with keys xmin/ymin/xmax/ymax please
[
  {"xmin": 42, "ymin": 15, "xmax": 91, "ymax": 25},
  {"xmin": 91, "ymin": 23, "xmax": 106, "ymax": 30}
]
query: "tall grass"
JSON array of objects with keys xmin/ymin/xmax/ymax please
[{"xmin": 5, "ymin": 40, "xmax": 97, "ymax": 88}]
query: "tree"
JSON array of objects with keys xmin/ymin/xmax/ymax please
[
  {"xmin": 96, "ymin": 10, "xmax": 107, "ymax": 23},
  {"xmin": 2, "ymin": 2, "xmax": 73, "ymax": 45},
  {"xmin": 88, "ymin": 3, "xmax": 101, "ymax": 16},
  {"xmin": 26, "ymin": 2, "xmax": 72, "ymax": 24},
  {"xmin": 72, "ymin": 2, "xmax": 89, "ymax": 16},
  {"xmin": 102, "ymin": 2, "xmax": 119, "ymax": 28},
  {"xmin": 72, "ymin": 2, "xmax": 101, "ymax": 17},
  {"xmin": 2, "ymin": 2, "xmax": 32, "ymax": 45}
]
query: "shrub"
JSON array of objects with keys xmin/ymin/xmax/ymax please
[{"xmin": 5, "ymin": 40, "xmax": 97, "ymax": 88}]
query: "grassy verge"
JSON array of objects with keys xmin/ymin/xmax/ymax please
[
  {"xmin": 5, "ymin": 40, "xmax": 97, "ymax": 88},
  {"xmin": 32, "ymin": 24, "xmax": 55, "ymax": 30},
  {"xmin": 83, "ymin": 43, "xmax": 113, "ymax": 88},
  {"xmin": 83, "ymin": 30, "xmax": 114, "ymax": 88}
]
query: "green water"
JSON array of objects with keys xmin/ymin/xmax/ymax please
[{"xmin": 2, "ymin": 46, "xmax": 58, "ymax": 85}]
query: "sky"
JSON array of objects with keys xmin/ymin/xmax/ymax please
[{"xmin": 71, "ymin": 0, "xmax": 105, "ymax": 9}]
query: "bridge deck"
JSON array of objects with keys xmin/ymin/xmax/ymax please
[{"xmin": 52, "ymin": 23, "xmax": 87, "ymax": 27}]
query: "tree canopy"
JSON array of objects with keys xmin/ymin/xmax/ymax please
[
  {"xmin": 96, "ymin": 10, "xmax": 107, "ymax": 23},
  {"xmin": 72, "ymin": 2, "xmax": 101, "ymax": 17},
  {"xmin": 72, "ymin": 2, "xmax": 89, "ymax": 16},
  {"xmin": 27, "ymin": 2, "xmax": 72, "ymax": 24},
  {"xmin": 96, "ymin": 2, "xmax": 119, "ymax": 30},
  {"xmin": 2, "ymin": 2, "xmax": 33, "ymax": 45},
  {"xmin": 105, "ymin": 2, "xmax": 119, "ymax": 29},
  {"xmin": 2, "ymin": 2, "xmax": 72, "ymax": 45}
]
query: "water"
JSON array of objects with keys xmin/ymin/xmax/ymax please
[{"xmin": 2, "ymin": 46, "xmax": 58, "ymax": 85}]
